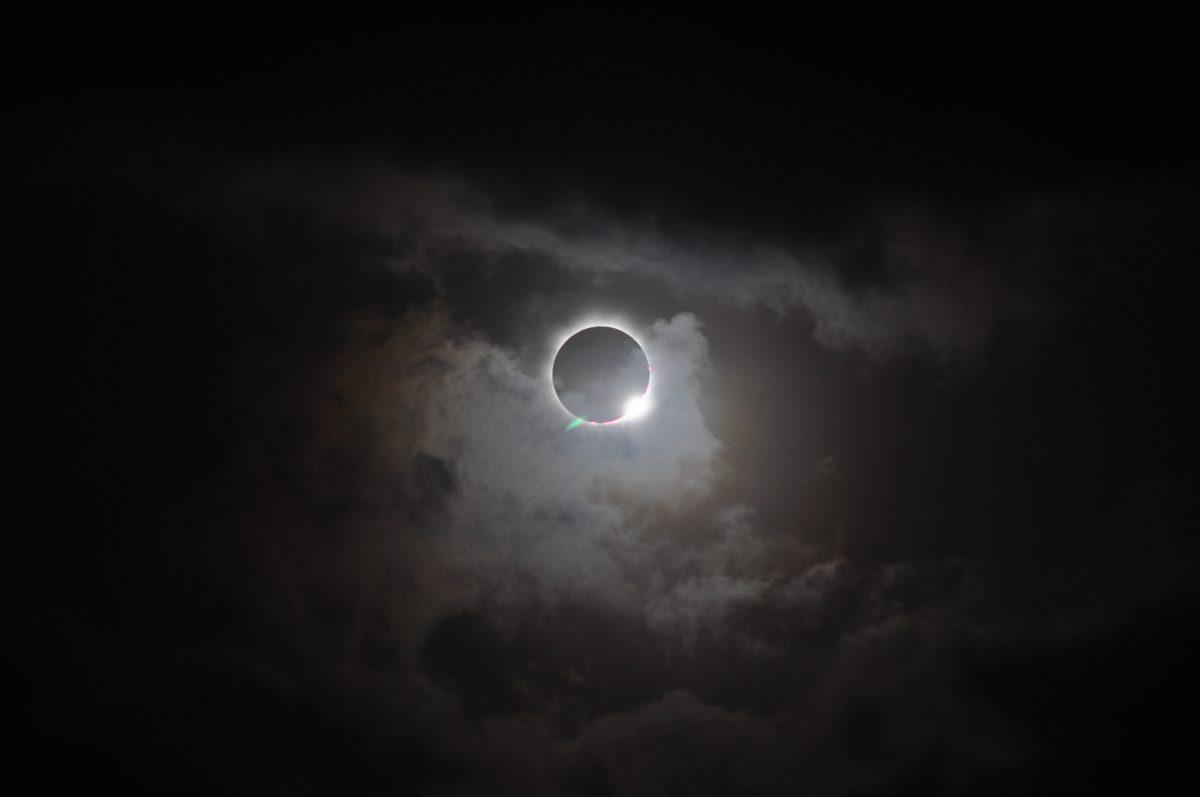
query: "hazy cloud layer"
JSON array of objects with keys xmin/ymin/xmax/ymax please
[
  {"xmin": 232, "ymin": 163, "xmax": 1037, "ymax": 362},
  {"xmin": 30, "ymin": 145, "xmax": 1197, "ymax": 795},
  {"xmin": 189, "ymin": 282, "xmax": 1027, "ymax": 793}
]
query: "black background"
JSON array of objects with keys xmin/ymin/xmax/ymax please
[{"xmin": 16, "ymin": 13, "xmax": 1200, "ymax": 795}]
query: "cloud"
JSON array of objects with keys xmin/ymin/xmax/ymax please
[
  {"xmin": 567, "ymin": 690, "xmax": 789, "ymax": 796},
  {"xmin": 27, "ymin": 99, "xmax": 1199, "ymax": 795},
  {"xmin": 230, "ymin": 162, "xmax": 1037, "ymax": 362},
  {"xmin": 312, "ymin": 305, "xmax": 783, "ymax": 642},
  {"xmin": 216, "ymin": 301, "xmax": 1029, "ymax": 789}
]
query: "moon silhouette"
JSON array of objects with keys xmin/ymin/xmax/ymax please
[{"xmin": 552, "ymin": 327, "xmax": 651, "ymax": 424}]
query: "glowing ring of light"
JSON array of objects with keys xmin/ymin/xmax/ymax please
[{"xmin": 548, "ymin": 317, "xmax": 653, "ymax": 427}]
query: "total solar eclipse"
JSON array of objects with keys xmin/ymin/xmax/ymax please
[{"xmin": 552, "ymin": 326, "xmax": 651, "ymax": 424}]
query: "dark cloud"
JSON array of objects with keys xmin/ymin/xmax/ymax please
[{"xmin": 229, "ymin": 161, "xmax": 1047, "ymax": 364}]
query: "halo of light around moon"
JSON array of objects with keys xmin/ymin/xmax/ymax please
[{"xmin": 552, "ymin": 326, "xmax": 651, "ymax": 424}]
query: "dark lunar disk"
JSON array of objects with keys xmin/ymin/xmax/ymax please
[{"xmin": 552, "ymin": 327, "xmax": 650, "ymax": 423}]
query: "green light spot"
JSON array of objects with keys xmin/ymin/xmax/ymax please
[{"xmin": 566, "ymin": 417, "xmax": 585, "ymax": 430}]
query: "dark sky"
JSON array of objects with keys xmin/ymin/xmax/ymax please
[{"xmin": 17, "ymin": 17, "xmax": 1200, "ymax": 795}]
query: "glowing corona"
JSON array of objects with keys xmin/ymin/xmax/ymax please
[{"xmin": 550, "ymin": 317, "xmax": 652, "ymax": 428}]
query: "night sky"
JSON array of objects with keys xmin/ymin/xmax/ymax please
[{"xmin": 18, "ymin": 17, "xmax": 1200, "ymax": 795}]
